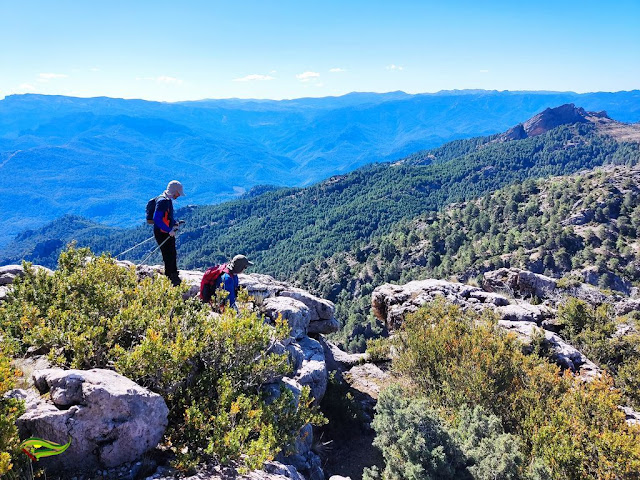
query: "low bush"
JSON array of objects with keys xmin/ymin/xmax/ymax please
[
  {"xmin": 0, "ymin": 342, "xmax": 24, "ymax": 477},
  {"xmin": 383, "ymin": 299, "xmax": 640, "ymax": 479},
  {"xmin": 364, "ymin": 385, "xmax": 524, "ymax": 480}
]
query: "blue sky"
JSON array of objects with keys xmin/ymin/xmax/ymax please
[{"xmin": 1, "ymin": 0, "xmax": 638, "ymax": 101}]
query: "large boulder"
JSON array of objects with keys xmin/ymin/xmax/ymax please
[
  {"xmin": 15, "ymin": 368, "xmax": 168, "ymax": 474},
  {"xmin": 371, "ymin": 278, "xmax": 511, "ymax": 329},
  {"xmin": 263, "ymin": 297, "xmax": 311, "ymax": 340}
]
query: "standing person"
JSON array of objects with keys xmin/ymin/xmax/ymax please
[{"xmin": 153, "ymin": 180, "xmax": 185, "ymax": 286}]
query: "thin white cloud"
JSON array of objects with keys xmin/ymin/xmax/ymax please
[
  {"xmin": 234, "ymin": 74, "xmax": 275, "ymax": 82},
  {"xmin": 157, "ymin": 75, "xmax": 183, "ymax": 85},
  {"xmin": 329, "ymin": 68, "xmax": 346, "ymax": 73},
  {"xmin": 479, "ymin": 69, "xmax": 489, "ymax": 73},
  {"xmin": 18, "ymin": 83, "xmax": 37, "ymax": 91},
  {"xmin": 90, "ymin": 67, "xmax": 100, "ymax": 72},
  {"xmin": 296, "ymin": 71, "xmax": 320, "ymax": 82},
  {"xmin": 38, "ymin": 73, "xmax": 68, "ymax": 82},
  {"xmin": 136, "ymin": 76, "xmax": 184, "ymax": 85},
  {"xmin": 385, "ymin": 64, "xmax": 404, "ymax": 71}
]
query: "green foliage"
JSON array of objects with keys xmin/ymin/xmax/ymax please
[
  {"xmin": 454, "ymin": 406, "xmax": 523, "ymax": 480},
  {"xmin": 0, "ymin": 342, "xmax": 25, "ymax": 476},
  {"xmin": 393, "ymin": 299, "xmax": 524, "ymax": 423},
  {"xmin": 383, "ymin": 299, "xmax": 640, "ymax": 480},
  {"xmin": 366, "ymin": 385, "xmax": 469, "ymax": 480},
  {"xmin": 366, "ymin": 337, "xmax": 392, "ymax": 363},
  {"xmin": 366, "ymin": 387, "xmax": 524, "ymax": 480},
  {"xmin": 0, "ymin": 246, "xmax": 325, "ymax": 472}
]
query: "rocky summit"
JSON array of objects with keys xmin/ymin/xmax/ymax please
[{"xmin": 1, "ymin": 262, "xmax": 348, "ymax": 480}]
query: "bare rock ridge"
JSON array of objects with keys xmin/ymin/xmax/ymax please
[{"xmin": 499, "ymin": 103, "xmax": 610, "ymax": 141}]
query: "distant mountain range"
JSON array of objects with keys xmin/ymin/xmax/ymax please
[
  {"xmin": 2, "ymin": 89, "xmax": 640, "ymax": 244},
  {"xmin": 3, "ymin": 103, "xmax": 639, "ymax": 274}
]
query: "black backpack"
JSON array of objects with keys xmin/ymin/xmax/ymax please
[{"xmin": 146, "ymin": 197, "xmax": 157, "ymax": 224}]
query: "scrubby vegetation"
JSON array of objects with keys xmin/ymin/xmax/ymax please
[
  {"xmin": 0, "ymin": 342, "xmax": 24, "ymax": 477},
  {"xmin": 368, "ymin": 300, "xmax": 640, "ymax": 479},
  {"xmin": 0, "ymin": 246, "xmax": 324, "ymax": 473}
]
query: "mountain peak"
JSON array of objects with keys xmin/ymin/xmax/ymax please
[{"xmin": 498, "ymin": 103, "xmax": 612, "ymax": 141}]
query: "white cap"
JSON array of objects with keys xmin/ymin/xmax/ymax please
[{"xmin": 166, "ymin": 180, "xmax": 185, "ymax": 197}]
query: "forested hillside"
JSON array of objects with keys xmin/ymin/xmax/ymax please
[
  {"xmin": 3, "ymin": 107, "xmax": 639, "ymax": 274},
  {"xmin": 300, "ymin": 165, "xmax": 640, "ymax": 351}
]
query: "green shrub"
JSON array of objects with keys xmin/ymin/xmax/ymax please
[
  {"xmin": 366, "ymin": 337, "xmax": 392, "ymax": 362},
  {"xmin": 387, "ymin": 299, "xmax": 640, "ymax": 480},
  {"xmin": 0, "ymin": 342, "xmax": 25, "ymax": 477},
  {"xmin": 392, "ymin": 299, "xmax": 524, "ymax": 425},
  {"xmin": 0, "ymin": 246, "xmax": 325, "ymax": 472},
  {"xmin": 365, "ymin": 387, "xmax": 524, "ymax": 480},
  {"xmin": 365, "ymin": 385, "xmax": 469, "ymax": 480},
  {"xmin": 454, "ymin": 406, "xmax": 523, "ymax": 480}
]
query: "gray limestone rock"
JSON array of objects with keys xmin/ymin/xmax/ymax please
[
  {"xmin": 0, "ymin": 264, "xmax": 25, "ymax": 285},
  {"xmin": 294, "ymin": 336, "xmax": 328, "ymax": 402},
  {"xmin": 342, "ymin": 363, "xmax": 390, "ymax": 399},
  {"xmin": 17, "ymin": 368, "xmax": 168, "ymax": 474},
  {"xmin": 495, "ymin": 303, "xmax": 554, "ymax": 324},
  {"xmin": 263, "ymin": 297, "xmax": 311, "ymax": 340},
  {"xmin": 318, "ymin": 336, "xmax": 367, "ymax": 372}
]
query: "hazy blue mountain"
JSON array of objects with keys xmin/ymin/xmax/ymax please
[
  {"xmin": 2, "ymin": 90, "xmax": 640, "ymax": 244},
  {"xmin": 4, "ymin": 104, "xmax": 638, "ymax": 272}
]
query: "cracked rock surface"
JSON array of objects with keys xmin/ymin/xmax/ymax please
[{"xmin": 13, "ymin": 368, "xmax": 168, "ymax": 473}]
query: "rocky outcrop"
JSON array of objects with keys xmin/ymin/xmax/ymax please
[
  {"xmin": 495, "ymin": 104, "xmax": 610, "ymax": 143},
  {"xmin": 371, "ymin": 278, "xmax": 514, "ymax": 330},
  {"xmin": 522, "ymin": 104, "xmax": 592, "ymax": 137},
  {"xmin": 2, "ymin": 262, "xmax": 334, "ymax": 479},
  {"xmin": 319, "ymin": 337, "xmax": 367, "ymax": 373},
  {"xmin": 497, "ymin": 321, "xmax": 600, "ymax": 381},
  {"xmin": 370, "ymin": 268, "xmax": 640, "ymax": 382},
  {"xmin": 293, "ymin": 336, "xmax": 328, "ymax": 402},
  {"xmin": 12, "ymin": 368, "xmax": 168, "ymax": 473},
  {"xmin": 483, "ymin": 267, "xmax": 633, "ymax": 307}
]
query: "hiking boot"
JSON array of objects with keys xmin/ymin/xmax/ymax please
[{"xmin": 169, "ymin": 272, "xmax": 182, "ymax": 287}]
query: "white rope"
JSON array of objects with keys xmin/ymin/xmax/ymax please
[{"xmin": 114, "ymin": 235, "xmax": 155, "ymax": 259}]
